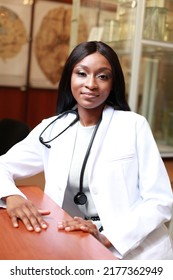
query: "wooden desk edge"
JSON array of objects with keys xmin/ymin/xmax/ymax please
[{"xmin": 12, "ymin": 185, "xmax": 117, "ymax": 260}]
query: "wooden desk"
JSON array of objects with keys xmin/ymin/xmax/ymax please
[{"xmin": 0, "ymin": 186, "xmax": 116, "ymax": 260}]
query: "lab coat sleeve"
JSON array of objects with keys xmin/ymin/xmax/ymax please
[
  {"xmin": 103, "ymin": 117, "xmax": 173, "ymax": 257},
  {"xmin": 0, "ymin": 119, "xmax": 48, "ymax": 206}
]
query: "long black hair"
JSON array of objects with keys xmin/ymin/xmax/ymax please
[{"xmin": 57, "ymin": 41, "xmax": 130, "ymax": 114}]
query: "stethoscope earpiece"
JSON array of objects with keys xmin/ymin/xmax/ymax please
[
  {"xmin": 39, "ymin": 110, "xmax": 79, "ymax": 148},
  {"xmin": 39, "ymin": 136, "xmax": 51, "ymax": 148}
]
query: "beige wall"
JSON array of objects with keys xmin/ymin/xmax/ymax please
[
  {"xmin": 15, "ymin": 172, "xmax": 45, "ymax": 190},
  {"xmin": 15, "ymin": 161, "xmax": 173, "ymax": 192}
]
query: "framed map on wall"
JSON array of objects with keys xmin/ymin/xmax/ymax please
[
  {"xmin": 29, "ymin": 0, "xmax": 72, "ymax": 89},
  {"xmin": 0, "ymin": 0, "xmax": 32, "ymax": 87}
]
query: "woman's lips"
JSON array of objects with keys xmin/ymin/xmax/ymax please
[{"xmin": 81, "ymin": 92, "xmax": 99, "ymax": 98}]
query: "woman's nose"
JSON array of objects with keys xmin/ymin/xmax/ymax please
[{"xmin": 84, "ymin": 76, "xmax": 97, "ymax": 89}]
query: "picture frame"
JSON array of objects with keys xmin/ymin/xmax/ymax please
[
  {"xmin": 29, "ymin": 0, "xmax": 72, "ymax": 89},
  {"xmin": 0, "ymin": 0, "xmax": 32, "ymax": 87}
]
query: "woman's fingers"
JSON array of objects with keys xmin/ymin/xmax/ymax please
[
  {"xmin": 11, "ymin": 215, "xmax": 19, "ymax": 228},
  {"xmin": 57, "ymin": 216, "xmax": 98, "ymax": 235},
  {"xmin": 57, "ymin": 217, "xmax": 110, "ymax": 247},
  {"xmin": 38, "ymin": 209, "xmax": 51, "ymax": 215},
  {"xmin": 21, "ymin": 205, "xmax": 44, "ymax": 232},
  {"xmin": 6, "ymin": 195, "xmax": 50, "ymax": 232}
]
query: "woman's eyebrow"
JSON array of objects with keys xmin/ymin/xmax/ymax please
[{"xmin": 74, "ymin": 65, "xmax": 112, "ymax": 72}]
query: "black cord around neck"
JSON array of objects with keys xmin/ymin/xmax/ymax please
[{"xmin": 74, "ymin": 117, "xmax": 102, "ymax": 205}]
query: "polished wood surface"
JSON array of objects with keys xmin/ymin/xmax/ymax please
[
  {"xmin": 0, "ymin": 186, "xmax": 116, "ymax": 260},
  {"xmin": 164, "ymin": 158, "xmax": 173, "ymax": 189}
]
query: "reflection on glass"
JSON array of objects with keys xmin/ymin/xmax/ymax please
[
  {"xmin": 167, "ymin": 113, "xmax": 173, "ymax": 146},
  {"xmin": 143, "ymin": 7, "xmax": 167, "ymax": 41},
  {"xmin": 164, "ymin": 11, "xmax": 173, "ymax": 42},
  {"xmin": 118, "ymin": 10, "xmax": 135, "ymax": 41},
  {"xmin": 103, "ymin": 19, "xmax": 119, "ymax": 42}
]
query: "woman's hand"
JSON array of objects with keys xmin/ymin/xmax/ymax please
[
  {"xmin": 57, "ymin": 216, "xmax": 112, "ymax": 248},
  {"xmin": 5, "ymin": 195, "xmax": 50, "ymax": 232}
]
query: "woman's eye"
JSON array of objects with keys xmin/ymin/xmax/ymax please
[
  {"xmin": 97, "ymin": 74, "xmax": 110, "ymax": 80},
  {"xmin": 77, "ymin": 71, "xmax": 86, "ymax": 77}
]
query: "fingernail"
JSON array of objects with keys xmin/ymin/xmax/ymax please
[
  {"xmin": 13, "ymin": 223, "xmax": 19, "ymax": 228},
  {"xmin": 28, "ymin": 225, "xmax": 33, "ymax": 231},
  {"xmin": 57, "ymin": 224, "xmax": 63, "ymax": 229},
  {"xmin": 42, "ymin": 223, "xmax": 47, "ymax": 229},
  {"xmin": 35, "ymin": 226, "xmax": 41, "ymax": 232},
  {"xmin": 65, "ymin": 226, "xmax": 71, "ymax": 231}
]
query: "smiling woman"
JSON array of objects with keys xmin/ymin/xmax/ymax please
[
  {"xmin": 71, "ymin": 52, "xmax": 112, "ymax": 126},
  {"xmin": 0, "ymin": 41, "xmax": 173, "ymax": 260}
]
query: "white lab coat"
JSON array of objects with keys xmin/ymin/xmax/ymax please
[{"xmin": 0, "ymin": 106, "xmax": 173, "ymax": 259}]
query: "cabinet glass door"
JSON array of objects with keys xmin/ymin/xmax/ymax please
[
  {"xmin": 136, "ymin": 0, "xmax": 173, "ymax": 156},
  {"xmin": 71, "ymin": 0, "xmax": 173, "ymax": 157}
]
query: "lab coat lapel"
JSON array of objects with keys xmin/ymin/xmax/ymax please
[
  {"xmin": 46, "ymin": 114, "xmax": 79, "ymax": 206},
  {"xmin": 87, "ymin": 106, "xmax": 115, "ymax": 176}
]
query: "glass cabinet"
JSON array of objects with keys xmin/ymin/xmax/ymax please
[{"xmin": 71, "ymin": 0, "xmax": 173, "ymax": 157}]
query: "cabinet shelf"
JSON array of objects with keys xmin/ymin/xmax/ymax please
[
  {"xmin": 72, "ymin": 0, "xmax": 173, "ymax": 156},
  {"xmin": 142, "ymin": 39, "xmax": 173, "ymax": 49}
]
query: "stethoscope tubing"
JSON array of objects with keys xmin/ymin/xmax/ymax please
[
  {"xmin": 39, "ymin": 110, "xmax": 79, "ymax": 148},
  {"xmin": 79, "ymin": 117, "xmax": 102, "ymax": 193},
  {"xmin": 39, "ymin": 109, "xmax": 101, "ymax": 205}
]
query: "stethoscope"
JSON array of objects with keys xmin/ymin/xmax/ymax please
[
  {"xmin": 39, "ymin": 110, "xmax": 102, "ymax": 205},
  {"xmin": 39, "ymin": 110, "xmax": 79, "ymax": 148}
]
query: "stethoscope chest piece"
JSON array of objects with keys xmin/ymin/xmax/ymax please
[{"xmin": 74, "ymin": 192, "xmax": 87, "ymax": 205}]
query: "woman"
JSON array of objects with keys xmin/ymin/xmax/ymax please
[{"xmin": 0, "ymin": 41, "xmax": 173, "ymax": 259}]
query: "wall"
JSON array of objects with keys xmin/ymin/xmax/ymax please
[
  {"xmin": 0, "ymin": 87, "xmax": 57, "ymax": 129},
  {"xmin": 15, "ymin": 172, "xmax": 45, "ymax": 190}
]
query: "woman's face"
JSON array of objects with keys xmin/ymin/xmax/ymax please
[{"xmin": 71, "ymin": 52, "xmax": 112, "ymax": 111}]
